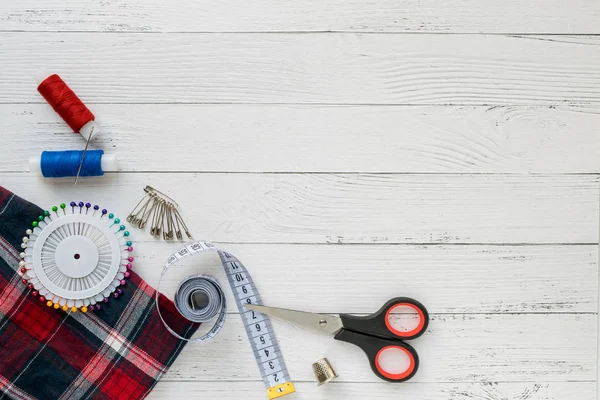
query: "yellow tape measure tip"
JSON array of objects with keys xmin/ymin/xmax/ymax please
[{"xmin": 267, "ymin": 382, "xmax": 296, "ymax": 399}]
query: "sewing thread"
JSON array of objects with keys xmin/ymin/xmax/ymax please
[
  {"xmin": 37, "ymin": 74, "xmax": 95, "ymax": 133},
  {"xmin": 40, "ymin": 150, "xmax": 105, "ymax": 177}
]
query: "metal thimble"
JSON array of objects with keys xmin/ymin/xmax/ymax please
[{"xmin": 312, "ymin": 358, "xmax": 338, "ymax": 386}]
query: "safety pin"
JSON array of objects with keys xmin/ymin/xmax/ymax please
[{"xmin": 144, "ymin": 186, "xmax": 179, "ymax": 209}]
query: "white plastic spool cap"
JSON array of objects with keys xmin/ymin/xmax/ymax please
[
  {"xmin": 34, "ymin": 69, "xmax": 100, "ymax": 140},
  {"xmin": 29, "ymin": 154, "xmax": 118, "ymax": 176},
  {"xmin": 79, "ymin": 120, "xmax": 100, "ymax": 141}
]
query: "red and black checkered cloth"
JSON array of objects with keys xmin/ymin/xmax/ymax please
[{"xmin": 0, "ymin": 187, "xmax": 199, "ymax": 400}]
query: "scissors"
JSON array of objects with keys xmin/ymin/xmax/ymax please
[{"xmin": 245, "ymin": 297, "xmax": 429, "ymax": 382}]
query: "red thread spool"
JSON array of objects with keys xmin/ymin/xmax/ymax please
[{"xmin": 36, "ymin": 72, "xmax": 99, "ymax": 141}]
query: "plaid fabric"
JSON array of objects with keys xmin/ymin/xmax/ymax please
[{"xmin": 0, "ymin": 187, "xmax": 199, "ymax": 400}]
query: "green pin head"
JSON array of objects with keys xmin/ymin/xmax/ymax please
[
  {"xmin": 43, "ymin": 210, "xmax": 50, "ymax": 216},
  {"xmin": 32, "ymin": 221, "xmax": 38, "ymax": 227},
  {"xmin": 60, "ymin": 203, "xmax": 66, "ymax": 209},
  {"xmin": 52, "ymin": 206, "xmax": 58, "ymax": 212}
]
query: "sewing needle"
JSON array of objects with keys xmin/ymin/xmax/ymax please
[{"xmin": 74, "ymin": 126, "xmax": 94, "ymax": 187}]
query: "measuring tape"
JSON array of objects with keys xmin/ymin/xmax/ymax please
[
  {"xmin": 157, "ymin": 274, "xmax": 227, "ymax": 341},
  {"xmin": 156, "ymin": 241, "xmax": 295, "ymax": 400}
]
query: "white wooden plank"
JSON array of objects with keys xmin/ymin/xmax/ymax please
[
  {"xmin": 1, "ymin": 173, "xmax": 597, "ymax": 244},
  {"xmin": 0, "ymin": 33, "xmax": 598, "ymax": 105},
  {"xmin": 130, "ymin": 243, "xmax": 598, "ymax": 314},
  {"xmin": 161, "ymin": 314, "xmax": 596, "ymax": 382},
  {"xmin": 149, "ymin": 381, "xmax": 596, "ymax": 400},
  {"xmin": 1, "ymin": 0, "xmax": 598, "ymax": 34},
  {"xmin": 2, "ymin": 104, "xmax": 599, "ymax": 174}
]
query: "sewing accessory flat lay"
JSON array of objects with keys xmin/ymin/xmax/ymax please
[
  {"xmin": 246, "ymin": 297, "xmax": 429, "ymax": 382},
  {"xmin": 0, "ymin": 74, "xmax": 206, "ymax": 400},
  {"xmin": 0, "ymin": 188, "xmax": 199, "ymax": 400},
  {"xmin": 18, "ymin": 201, "xmax": 133, "ymax": 312},
  {"xmin": 157, "ymin": 242, "xmax": 296, "ymax": 399},
  {"xmin": 0, "ymin": 71, "xmax": 431, "ymax": 400}
]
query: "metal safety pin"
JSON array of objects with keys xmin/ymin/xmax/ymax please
[
  {"xmin": 173, "ymin": 207, "xmax": 193, "ymax": 239},
  {"xmin": 144, "ymin": 186, "xmax": 178, "ymax": 208},
  {"xmin": 150, "ymin": 199, "xmax": 164, "ymax": 237},
  {"xmin": 164, "ymin": 202, "xmax": 174, "ymax": 240}
]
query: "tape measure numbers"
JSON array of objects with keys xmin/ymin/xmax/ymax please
[{"xmin": 157, "ymin": 241, "xmax": 295, "ymax": 400}]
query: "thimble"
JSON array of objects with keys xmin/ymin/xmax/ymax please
[{"xmin": 312, "ymin": 358, "xmax": 338, "ymax": 386}]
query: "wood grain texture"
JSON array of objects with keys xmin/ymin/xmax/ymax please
[
  {"xmin": 2, "ymin": 104, "xmax": 599, "ymax": 173},
  {"xmin": 1, "ymin": 0, "xmax": 599, "ymax": 34},
  {"xmin": 1, "ymin": 33, "xmax": 599, "ymax": 105},
  {"xmin": 130, "ymin": 243, "xmax": 598, "ymax": 314},
  {"xmin": 1, "ymin": 173, "xmax": 597, "ymax": 244},
  {"xmin": 161, "ymin": 313, "xmax": 596, "ymax": 382},
  {"xmin": 1, "ymin": 1, "xmax": 598, "ymax": 397},
  {"xmin": 148, "ymin": 381, "xmax": 597, "ymax": 400}
]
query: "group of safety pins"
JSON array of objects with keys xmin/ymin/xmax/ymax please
[{"xmin": 127, "ymin": 186, "xmax": 193, "ymax": 241}]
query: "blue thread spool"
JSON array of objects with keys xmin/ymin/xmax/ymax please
[{"xmin": 30, "ymin": 150, "xmax": 117, "ymax": 178}]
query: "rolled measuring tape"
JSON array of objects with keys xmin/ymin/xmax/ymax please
[
  {"xmin": 159, "ymin": 274, "xmax": 227, "ymax": 341},
  {"xmin": 156, "ymin": 241, "xmax": 295, "ymax": 400}
]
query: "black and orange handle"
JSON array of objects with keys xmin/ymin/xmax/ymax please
[
  {"xmin": 338, "ymin": 297, "xmax": 429, "ymax": 340},
  {"xmin": 333, "ymin": 297, "xmax": 429, "ymax": 382},
  {"xmin": 334, "ymin": 329, "xmax": 420, "ymax": 382}
]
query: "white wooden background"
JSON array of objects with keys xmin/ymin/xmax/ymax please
[{"xmin": 1, "ymin": 1, "xmax": 599, "ymax": 399}]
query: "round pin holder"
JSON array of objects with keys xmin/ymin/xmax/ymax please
[{"xmin": 18, "ymin": 202, "xmax": 134, "ymax": 313}]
